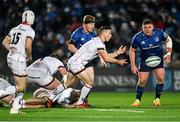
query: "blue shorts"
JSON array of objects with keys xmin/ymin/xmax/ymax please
[{"xmin": 138, "ymin": 58, "xmax": 164, "ymax": 72}]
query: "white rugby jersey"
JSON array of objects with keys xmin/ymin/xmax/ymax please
[
  {"xmin": 68, "ymin": 37, "xmax": 106, "ymax": 66},
  {"xmin": 28, "ymin": 56, "xmax": 64, "ymax": 75},
  {"xmin": 7, "ymin": 24, "xmax": 35, "ymax": 62}
]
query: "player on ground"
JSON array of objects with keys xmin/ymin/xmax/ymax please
[
  {"xmin": 27, "ymin": 56, "xmax": 67, "ymax": 103},
  {"xmin": 1, "ymin": 10, "xmax": 35, "ymax": 114},
  {"xmin": 129, "ymin": 19, "xmax": 173, "ymax": 106},
  {"xmin": 60, "ymin": 26, "xmax": 127, "ymax": 108},
  {"xmin": 0, "ymin": 77, "xmax": 80, "ymax": 108}
]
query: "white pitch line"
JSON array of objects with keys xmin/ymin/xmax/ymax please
[{"xmin": 89, "ymin": 108, "xmax": 144, "ymax": 113}]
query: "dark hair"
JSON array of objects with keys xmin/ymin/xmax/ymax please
[
  {"xmin": 98, "ymin": 26, "xmax": 111, "ymax": 34},
  {"xmin": 142, "ymin": 19, "xmax": 153, "ymax": 25},
  {"xmin": 83, "ymin": 15, "xmax": 95, "ymax": 24}
]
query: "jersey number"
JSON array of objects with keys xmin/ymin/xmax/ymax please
[{"xmin": 12, "ymin": 33, "xmax": 21, "ymax": 44}]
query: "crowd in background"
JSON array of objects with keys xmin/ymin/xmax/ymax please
[{"xmin": 1, "ymin": 0, "xmax": 180, "ymax": 72}]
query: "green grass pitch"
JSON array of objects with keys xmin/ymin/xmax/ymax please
[{"xmin": 0, "ymin": 92, "xmax": 180, "ymax": 121}]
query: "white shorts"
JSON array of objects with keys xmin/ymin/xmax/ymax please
[
  {"xmin": 27, "ymin": 68, "xmax": 53, "ymax": 86},
  {"xmin": 0, "ymin": 78, "xmax": 11, "ymax": 90},
  {"xmin": 67, "ymin": 62, "xmax": 85, "ymax": 74},
  {"xmin": 7, "ymin": 57, "xmax": 27, "ymax": 76}
]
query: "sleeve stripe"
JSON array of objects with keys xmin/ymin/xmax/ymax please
[
  {"xmin": 27, "ymin": 36, "xmax": 33, "ymax": 40},
  {"xmin": 97, "ymin": 48, "xmax": 105, "ymax": 50}
]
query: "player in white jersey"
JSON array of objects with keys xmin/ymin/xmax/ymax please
[
  {"xmin": 27, "ymin": 56, "xmax": 67, "ymax": 99},
  {"xmin": 1, "ymin": 10, "xmax": 35, "ymax": 114},
  {"xmin": 0, "ymin": 77, "xmax": 15, "ymax": 106},
  {"xmin": 63, "ymin": 26, "xmax": 127, "ymax": 108},
  {"xmin": 0, "ymin": 77, "xmax": 79, "ymax": 109}
]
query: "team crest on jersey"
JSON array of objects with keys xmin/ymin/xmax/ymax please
[
  {"xmin": 141, "ymin": 41, "xmax": 145, "ymax": 45},
  {"xmin": 154, "ymin": 37, "xmax": 159, "ymax": 42}
]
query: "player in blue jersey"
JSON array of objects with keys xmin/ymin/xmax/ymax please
[
  {"xmin": 66, "ymin": 15, "xmax": 100, "ymax": 88},
  {"xmin": 129, "ymin": 19, "xmax": 172, "ymax": 106}
]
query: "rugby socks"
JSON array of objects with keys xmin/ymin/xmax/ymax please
[
  {"xmin": 76, "ymin": 84, "xmax": 92, "ymax": 105},
  {"xmin": 16, "ymin": 92, "xmax": 24, "ymax": 99},
  {"xmin": 155, "ymin": 83, "xmax": 164, "ymax": 99},
  {"xmin": 136, "ymin": 85, "xmax": 144, "ymax": 101},
  {"xmin": 49, "ymin": 84, "xmax": 65, "ymax": 102}
]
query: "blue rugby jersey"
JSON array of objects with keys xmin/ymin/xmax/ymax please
[
  {"xmin": 131, "ymin": 28, "xmax": 168, "ymax": 62},
  {"xmin": 70, "ymin": 27, "xmax": 96, "ymax": 49}
]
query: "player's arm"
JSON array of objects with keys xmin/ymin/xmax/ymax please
[
  {"xmin": 25, "ymin": 37, "xmax": 33, "ymax": 62},
  {"xmin": 129, "ymin": 46, "xmax": 138, "ymax": 74},
  {"xmin": 98, "ymin": 49, "xmax": 127, "ymax": 65},
  {"xmin": 58, "ymin": 67, "xmax": 68, "ymax": 82},
  {"xmin": 98, "ymin": 54, "xmax": 107, "ymax": 67},
  {"xmin": 109, "ymin": 46, "xmax": 126, "ymax": 58},
  {"xmin": 68, "ymin": 40, "xmax": 78, "ymax": 54},
  {"xmin": 164, "ymin": 36, "xmax": 173, "ymax": 64},
  {"xmin": 2, "ymin": 35, "xmax": 11, "ymax": 51}
]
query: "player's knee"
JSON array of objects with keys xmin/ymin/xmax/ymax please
[
  {"xmin": 156, "ymin": 78, "xmax": 164, "ymax": 84},
  {"xmin": 138, "ymin": 80, "xmax": 146, "ymax": 86},
  {"xmin": 86, "ymin": 80, "xmax": 94, "ymax": 87},
  {"xmin": 16, "ymin": 85, "xmax": 26, "ymax": 92}
]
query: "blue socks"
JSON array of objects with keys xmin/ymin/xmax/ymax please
[
  {"xmin": 136, "ymin": 85, "xmax": 144, "ymax": 101},
  {"xmin": 155, "ymin": 84, "xmax": 164, "ymax": 99}
]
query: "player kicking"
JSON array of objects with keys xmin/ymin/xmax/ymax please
[
  {"xmin": 63, "ymin": 26, "xmax": 127, "ymax": 108},
  {"xmin": 1, "ymin": 10, "xmax": 35, "ymax": 114},
  {"xmin": 129, "ymin": 19, "xmax": 172, "ymax": 107}
]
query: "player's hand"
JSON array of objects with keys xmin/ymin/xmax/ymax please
[
  {"xmin": 164, "ymin": 53, "xmax": 171, "ymax": 64},
  {"xmin": 26, "ymin": 56, "xmax": 32, "ymax": 65},
  {"xmin": 100, "ymin": 57, "xmax": 107, "ymax": 68},
  {"xmin": 118, "ymin": 59, "xmax": 127, "ymax": 65},
  {"xmin": 131, "ymin": 65, "xmax": 138, "ymax": 75},
  {"xmin": 117, "ymin": 46, "xmax": 126, "ymax": 54}
]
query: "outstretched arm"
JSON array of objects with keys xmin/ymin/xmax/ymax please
[
  {"xmin": 109, "ymin": 46, "xmax": 126, "ymax": 58},
  {"xmin": 98, "ymin": 49, "xmax": 127, "ymax": 65}
]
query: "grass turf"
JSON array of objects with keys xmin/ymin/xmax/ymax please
[{"xmin": 0, "ymin": 92, "xmax": 180, "ymax": 121}]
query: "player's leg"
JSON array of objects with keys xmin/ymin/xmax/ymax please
[
  {"xmin": 85, "ymin": 66, "xmax": 94, "ymax": 83},
  {"xmin": 152, "ymin": 68, "xmax": 165, "ymax": 106},
  {"xmin": 1, "ymin": 95, "xmax": 14, "ymax": 106},
  {"xmin": 45, "ymin": 78, "xmax": 66, "ymax": 102},
  {"xmin": 64, "ymin": 75, "xmax": 78, "ymax": 88},
  {"xmin": 132, "ymin": 71, "xmax": 150, "ymax": 106},
  {"xmin": 75, "ymin": 70, "xmax": 93, "ymax": 107},
  {"xmin": 9, "ymin": 61, "xmax": 27, "ymax": 114}
]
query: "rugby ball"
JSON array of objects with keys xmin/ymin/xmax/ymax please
[
  {"xmin": 145, "ymin": 56, "xmax": 161, "ymax": 67},
  {"xmin": 33, "ymin": 88, "xmax": 50, "ymax": 98}
]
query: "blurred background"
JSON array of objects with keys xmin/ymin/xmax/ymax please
[{"xmin": 0, "ymin": 0, "xmax": 180, "ymax": 92}]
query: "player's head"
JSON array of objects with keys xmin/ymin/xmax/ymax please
[
  {"xmin": 142, "ymin": 19, "xmax": 154, "ymax": 36},
  {"xmin": 22, "ymin": 10, "xmax": 35, "ymax": 25},
  {"xmin": 98, "ymin": 26, "xmax": 112, "ymax": 42},
  {"xmin": 83, "ymin": 15, "xmax": 95, "ymax": 33}
]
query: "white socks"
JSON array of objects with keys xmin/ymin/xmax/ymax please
[
  {"xmin": 76, "ymin": 84, "xmax": 92, "ymax": 105},
  {"xmin": 49, "ymin": 84, "xmax": 65, "ymax": 102}
]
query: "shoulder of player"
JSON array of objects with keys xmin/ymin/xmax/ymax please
[
  {"xmin": 153, "ymin": 28, "xmax": 164, "ymax": 33},
  {"xmin": 72, "ymin": 27, "xmax": 83, "ymax": 34},
  {"xmin": 133, "ymin": 31, "xmax": 143, "ymax": 39}
]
